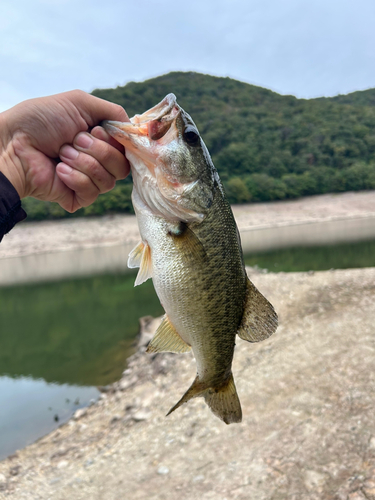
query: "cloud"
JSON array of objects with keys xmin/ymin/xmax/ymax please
[{"xmin": 0, "ymin": 0, "xmax": 374, "ymax": 110}]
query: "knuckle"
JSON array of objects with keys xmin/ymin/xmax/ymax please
[
  {"xmin": 79, "ymin": 192, "xmax": 98, "ymax": 208},
  {"xmin": 99, "ymin": 143, "xmax": 113, "ymax": 164}
]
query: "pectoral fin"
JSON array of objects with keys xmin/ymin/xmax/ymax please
[
  {"xmin": 128, "ymin": 241, "xmax": 153, "ymax": 286},
  {"xmin": 146, "ymin": 315, "xmax": 191, "ymax": 353},
  {"xmin": 237, "ymin": 278, "xmax": 278, "ymax": 342},
  {"xmin": 167, "ymin": 222, "xmax": 207, "ymax": 263}
]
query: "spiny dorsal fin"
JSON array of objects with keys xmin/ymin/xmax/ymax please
[
  {"xmin": 146, "ymin": 315, "xmax": 191, "ymax": 353},
  {"xmin": 128, "ymin": 241, "xmax": 153, "ymax": 286},
  {"xmin": 237, "ymin": 278, "xmax": 278, "ymax": 343}
]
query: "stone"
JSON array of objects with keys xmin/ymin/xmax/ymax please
[
  {"xmin": 73, "ymin": 408, "xmax": 87, "ymax": 420},
  {"xmin": 132, "ymin": 410, "xmax": 151, "ymax": 422},
  {"xmin": 348, "ymin": 491, "xmax": 367, "ymax": 500},
  {"xmin": 157, "ymin": 466, "xmax": 169, "ymax": 475},
  {"xmin": 304, "ymin": 470, "xmax": 328, "ymax": 491},
  {"xmin": 363, "ymin": 480, "xmax": 375, "ymax": 500},
  {"xmin": 57, "ymin": 460, "xmax": 68, "ymax": 469}
]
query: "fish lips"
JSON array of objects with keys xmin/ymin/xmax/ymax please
[{"xmin": 102, "ymin": 93, "xmax": 179, "ymax": 144}]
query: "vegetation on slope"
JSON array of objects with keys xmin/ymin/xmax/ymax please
[{"xmin": 23, "ymin": 72, "xmax": 375, "ymax": 220}]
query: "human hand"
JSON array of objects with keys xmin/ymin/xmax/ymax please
[{"xmin": 0, "ymin": 90, "xmax": 130, "ymax": 212}]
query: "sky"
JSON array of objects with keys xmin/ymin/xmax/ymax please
[{"xmin": 1, "ymin": 0, "xmax": 375, "ymax": 111}]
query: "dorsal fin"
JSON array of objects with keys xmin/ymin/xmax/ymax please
[
  {"xmin": 128, "ymin": 241, "xmax": 153, "ymax": 286},
  {"xmin": 237, "ymin": 278, "xmax": 278, "ymax": 342},
  {"xmin": 146, "ymin": 315, "xmax": 191, "ymax": 353}
]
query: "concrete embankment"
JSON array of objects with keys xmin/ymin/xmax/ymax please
[{"xmin": 1, "ymin": 191, "xmax": 375, "ymax": 286}]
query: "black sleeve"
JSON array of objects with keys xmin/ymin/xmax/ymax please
[{"xmin": 0, "ymin": 172, "xmax": 27, "ymax": 242}]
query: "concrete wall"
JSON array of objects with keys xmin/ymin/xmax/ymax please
[
  {"xmin": 1, "ymin": 215, "xmax": 374, "ymax": 287},
  {"xmin": 240, "ymin": 215, "xmax": 375, "ymax": 253}
]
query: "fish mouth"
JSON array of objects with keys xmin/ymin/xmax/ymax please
[{"xmin": 102, "ymin": 93, "xmax": 179, "ymax": 145}]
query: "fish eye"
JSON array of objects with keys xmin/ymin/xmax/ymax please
[{"xmin": 183, "ymin": 126, "xmax": 200, "ymax": 146}]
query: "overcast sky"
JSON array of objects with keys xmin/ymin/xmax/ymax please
[{"xmin": 1, "ymin": 0, "xmax": 374, "ymax": 111}]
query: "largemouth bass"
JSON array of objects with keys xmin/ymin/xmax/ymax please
[{"xmin": 103, "ymin": 94, "xmax": 277, "ymax": 424}]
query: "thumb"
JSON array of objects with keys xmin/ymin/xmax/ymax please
[{"xmin": 68, "ymin": 90, "xmax": 130, "ymax": 127}]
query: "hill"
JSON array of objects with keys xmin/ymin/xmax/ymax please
[{"xmin": 23, "ymin": 72, "xmax": 375, "ymax": 220}]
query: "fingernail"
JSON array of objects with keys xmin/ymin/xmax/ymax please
[
  {"xmin": 60, "ymin": 145, "xmax": 79, "ymax": 160},
  {"xmin": 75, "ymin": 132, "xmax": 93, "ymax": 149},
  {"xmin": 58, "ymin": 163, "xmax": 73, "ymax": 175}
]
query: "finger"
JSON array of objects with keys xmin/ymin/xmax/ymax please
[
  {"xmin": 56, "ymin": 161, "xmax": 100, "ymax": 208},
  {"xmin": 91, "ymin": 126, "xmax": 125, "ymax": 153},
  {"xmin": 74, "ymin": 132, "xmax": 130, "ymax": 180},
  {"xmin": 66, "ymin": 90, "xmax": 130, "ymax": 127},
  {"xmin": 59, "ymin": 143, "xmax": 116, "ymax": 193}
]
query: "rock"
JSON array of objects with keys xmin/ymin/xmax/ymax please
[
  {"xmin": 348, "ymin": 491, "xmax": 367, "ymax": 500},
  {"xmin": 193, "ymin": 475, "xmax": 204, "ymax": 483},
  {"xmin": 138, "ymin": 316, "xmax": 163, "ymax": 348},
  {"xmin": 119, "ymin": 377, "xmax": 137, "ymax": 391},
  {"xmin": 132, "ymin": 409, "xmax": 151, "ymax": 422},
  {"xmin": 369, "ymin": 436, "xmax": 375, "ymax": 449},
  {"xmin": 57, "ymin": 460, "xmax": 68, "ymax": 469},
  {"xmin": 73, "ymin": 408, "xmax": 87, "ymax": 420},
  {"xmin": 304, "ymin": 470, "xmax": 328, "ymax": 492},
  {"xmin": 363, "ymin": 480, "xmax": 375, "ymax": 500},
  {"xmin": 157, "ymin": 466, "xmax": 169, "ymax": 475},
  {"xmin": 0, "ymin": 473, "xmax": 6, "ymax": 483},
  {"xmin": 9, "ymin": 465, "xmax": 20, "ymax": 476}
]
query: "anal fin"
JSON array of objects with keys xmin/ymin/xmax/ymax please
[
  {"xmin": 146, "ymin": 315, "xmax": 191, "ymax": 353},
  {"xmin": 128, "ymin": 241, "xmax": 153, "ymax": 286},
  {"xmin": 237, "ymin": 277, "xmax": 278, "ymax": 343}
]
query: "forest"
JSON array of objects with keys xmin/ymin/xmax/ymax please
[{"xmin": 23, "ymin": 72, "xmax": 375, "ymax": 220}]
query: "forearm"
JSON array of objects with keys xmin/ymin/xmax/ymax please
[
  {"xmin": 0, "ymin": 112, "xmax": 27, "ymax": 240},
  {"xmin": 0, "ymin": 109, "xmax": 25, "ymax": 198}
]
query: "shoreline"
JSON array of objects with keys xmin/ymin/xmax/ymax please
[
  {"xmin": 1, "ymin": 190, "xmax": 375, "ymax": 286},
  {"xmin": 0, "ymin": 266, "xmax": 374, "ymax": 499}
]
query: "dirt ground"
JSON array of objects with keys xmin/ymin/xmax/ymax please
[{"xmin": 0, "ymin": 266, "xmax": 374, "ymax": 500}]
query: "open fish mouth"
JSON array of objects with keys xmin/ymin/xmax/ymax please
[{"xmin": 102, "ymin": 93, "xmax": 180, "ymax": 144}]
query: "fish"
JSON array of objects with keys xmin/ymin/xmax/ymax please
[{"xmin": 103, "ymin": 94, "xmax": 278, "ymax": 424}]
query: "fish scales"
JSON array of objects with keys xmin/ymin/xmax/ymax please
[
  {"xmin": 137, "ymin": 183, "xmax": 247, "ymax": 386},
  {"xmin": 103, "ymin": 94, "xmax": 277, "ymax": 424}
]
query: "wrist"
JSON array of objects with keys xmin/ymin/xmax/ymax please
[{"xmin": 0, "ymin": 111, "xmax": 25, "ymax": 198}]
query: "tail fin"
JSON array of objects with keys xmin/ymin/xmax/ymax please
[
  {"xmin": 167, "ymin": 373, "xmax": 242, "ymax": 425},
  {"xmin": 166, "ymin": 375, "xmax": 205, "ymax": 417},
  {"xmin": 203, "ymin": 373, "xmax": 242, "ymax": 424}
]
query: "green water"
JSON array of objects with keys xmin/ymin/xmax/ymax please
[
  {"xmin": 244, "ymin": 239, "xmax": 375, "ymax": 272},
  {"xmin": 0, "ymin": 273, "xmax": 163, "ymax": 387}
]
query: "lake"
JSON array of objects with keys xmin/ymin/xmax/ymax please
[
  {"xmin": 0, "ymin": 272, "xmax": 163, "ymax": 460},
  {"xmin": 1, "ymin": 237, "xmax": 375, "ymax": 459}
]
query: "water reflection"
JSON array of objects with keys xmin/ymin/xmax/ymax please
[
  {"xmin": 0, "ymin": 376, "xmax": 99, "ymax": 461},
  {"xmin": 244, "ymin": 238, "xmax": 375, "ymax": 273},
  {"xmin": 0, "ymin": 272, "xmax": 163, "ymax": 459},
  {"xmin": 0, "ymin": 272, "xmax": 163, "ymax": 386}
]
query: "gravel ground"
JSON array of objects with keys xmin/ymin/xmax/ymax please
[
  {"xmin": 0, "ymin": 266, "xmax": 374, "ymax": 500},
  {"xmin": 1, "ymin": 191, "xmax": 375, "ymax": 259}
]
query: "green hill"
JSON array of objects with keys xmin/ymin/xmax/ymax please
[{"xmin": 23, "ymin": 72, "xmax": 375, "ymax": 220}]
